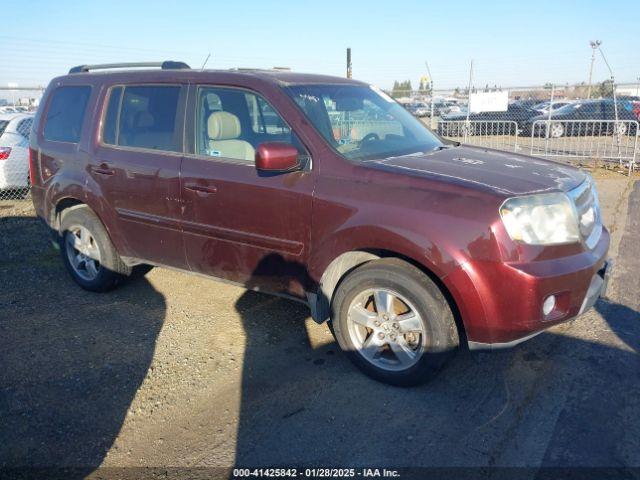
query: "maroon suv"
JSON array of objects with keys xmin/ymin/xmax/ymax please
[{"xmin": 29, "ymin": 62, "xmax": 611, "ymax": 385}]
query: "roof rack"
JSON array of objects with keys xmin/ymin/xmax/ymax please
[{"xmin": 68, "ymin": 61, "xmax": 190, "ymax": 74}]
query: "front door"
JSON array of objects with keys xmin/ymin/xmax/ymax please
[{"xmin": 180, "ymin": 85, "xmax": 314, "ymax": 297}]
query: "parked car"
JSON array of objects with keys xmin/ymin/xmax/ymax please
[
  {"xmin": 0, "ymin": 113, "xmax": 34, "ymax": 196},
  {"xmin": 440, "ymin": 101, "xmax": 536, "ymax": 136},
  {"xmin": 432, "ymin": 100, "xmax": 460, "ymax": 117},
  {"xmin": 405, "ymin": 102, "xmax": 429, "ymax": 117},
  {"xmin": 414, "ymin": 104, "xmax": 430, "ymax": 117},
  {"xmin": 527, "ymin": 98, "xmax": 640, "ymax": 137},
  {"xmin": 531, "ymin": 100, "xmax": 572, "ymax": 115},
  {"xmin": 30, "ymin": 62, "xmax": 610, "ymax": 386}
]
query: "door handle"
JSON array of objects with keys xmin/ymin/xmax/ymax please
[
  {"xmin": 91, "ymin": 163, "xmax": 115, "ymax": 176},
  {"xmin": 184, "ymin": 183, "xmax": 217, "ymax": 195}
]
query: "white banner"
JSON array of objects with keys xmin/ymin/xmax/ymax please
[{"xmin": 469, "ymin": 91, "xmax": 509, "ymax": 113}]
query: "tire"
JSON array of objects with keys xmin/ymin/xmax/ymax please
[
  {"xmin": 549, "ymin": 122, "xmax": 564, "ymax": 138},
  {"xmin": 613, "ymin": 122, "xmax": 627, "ymax": 136},
  {"xmin": 59, "ymin": 206, "xmax": 131, "ymax": 292},
  {"xmin": 330, "ymin": 258, "xmax": 459, "ymax": 387}
]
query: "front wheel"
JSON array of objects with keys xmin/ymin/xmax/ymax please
[{"xmin": 331, "ymin": 258, "xmax": 459, "ymax": 386}]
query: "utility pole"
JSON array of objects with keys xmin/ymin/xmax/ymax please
[
  {"xmin": 346, "ymin": 48, "xmax": 352, "ymax": 79},
  {"xmin": 587, "ymin": 40, "xmax": 601, "ymax": 98},
  {"xmin": 425, "ymin": 61, "xmax": 435, "ymax": 128}
]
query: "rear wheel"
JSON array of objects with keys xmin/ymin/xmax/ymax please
[
  {"xmin": 331, "ymin": 258, "xmax": 459, "ymax": 386},
  {"xmin": 59, "ymin": 206, "xmax": 131, "ymax": 292},
  {"xmin": 613, "ymin": 122, "xmax": 627, "ymax": 136}
]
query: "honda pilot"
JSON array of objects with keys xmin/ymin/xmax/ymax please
[{"xmin": 29, "ymin": 61, "xmax": 611, "ymax": 385}]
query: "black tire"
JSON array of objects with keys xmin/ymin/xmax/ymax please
[
  {"xmin": 59, "ymin": 205, "xmax": 131, "ymax": 292},
  {"xmin": 330, "ymin": 258, "xmax": 459, "ymax": 387}
]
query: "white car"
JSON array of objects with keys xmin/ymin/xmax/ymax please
[{"xmin": 0, "ymin": 113, "xmax": 34, "ymax": 195}]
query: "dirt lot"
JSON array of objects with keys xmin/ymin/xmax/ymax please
[{"xmin": 1, "ymin": 171, "xmax": 639, "ymax": 478}]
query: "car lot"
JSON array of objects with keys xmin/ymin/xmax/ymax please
[{"xmin": 0, "ymin": 172, "xmax": 638, "ymax": 475}]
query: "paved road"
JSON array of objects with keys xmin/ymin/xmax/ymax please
[{"xmin": 0, "ymin": 176, "xmax": 638, "ymax": 478}]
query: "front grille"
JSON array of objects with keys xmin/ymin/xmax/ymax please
[{"xmin": 568, "ymin": 179, "xmax": 602, "ymax": 249}]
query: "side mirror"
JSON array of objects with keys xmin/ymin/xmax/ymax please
[{"xmin": 255, "ymin": 142, "xmax": 300, "ymax": 172}]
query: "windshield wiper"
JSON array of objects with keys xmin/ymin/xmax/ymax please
[{"xmin": 432, "ymin": 143, "xmax": 459, "ymax": 151}]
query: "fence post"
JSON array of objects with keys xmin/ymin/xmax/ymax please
[{"xmin": 544, "ymin": 84, "xmax": 555, "ymax": 156}]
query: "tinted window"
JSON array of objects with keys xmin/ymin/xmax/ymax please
[
  {"xmin": 102, "ymin": 87, "xmax": 122, "ymax": 145},
  {"xmin": 43, "ymin": 86, "xmax": 91, "ymax": 143},
  {"xmin": 196, "ymin": 87, "xmax": 306, "ymax": 163},
  {"xmin": 0, "ymin": 120, "xmax": 8, "ymax": 136},
  {"xmin": 110, "ymin": 86, "xmax": 181, "ymax": 152}
]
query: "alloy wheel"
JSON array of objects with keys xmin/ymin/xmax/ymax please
[
  {"xmin": 346, "ymin": 288, "xmax": 426, "ymax": 372},
  {"xmin": 65, "ymin": 225, "xmax": 102, "ymax": 281}
]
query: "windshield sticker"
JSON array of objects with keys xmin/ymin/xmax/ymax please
[{"xmin": 208, "ymin": 150, "xmax": 222, "ymax": 157}]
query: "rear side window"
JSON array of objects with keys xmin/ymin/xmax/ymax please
[
  {"xmin": 0, "ymin": 120, "xmax": 8, "ymax": 136},
  {"xmin": 43, "ymin": 86, "xmax": 91, "ymax": 143},
  {"xmin": 102, "ymin": 85, "xmax": 181, "ymax": 152}
]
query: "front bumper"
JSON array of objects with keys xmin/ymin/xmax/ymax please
[
  {"xmin": 467, "ymin": 258, "xmax": 612, "ymax": 351},
  {"xmin": 447, "ymin": 225, "xmax": 611, "ymax": 350}
]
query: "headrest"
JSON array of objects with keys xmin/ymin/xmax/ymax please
[{"xmin": 208, "ymin": 111, "xmax": 241, "ymax": 140}]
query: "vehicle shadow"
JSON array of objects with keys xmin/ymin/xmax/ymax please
[
  {"xmin": 232, "ymin": 254, "xmax": 640, "ymax": 471},
  {"xmin": 0, "ymin": 214, "xmax": 166, "ymax": 479}
]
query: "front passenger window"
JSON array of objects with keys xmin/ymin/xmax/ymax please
[{"xmin": 195, "ymin": 87, "xmax": 306, "ymax": 163}]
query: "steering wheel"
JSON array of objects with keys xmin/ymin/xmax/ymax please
[{"xmin": 360, "ymin": 132, "xmax": 380, "ymax": 145}]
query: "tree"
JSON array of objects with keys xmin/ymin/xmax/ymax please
[
  {"xmin": 391, "ymin": 79, "xmax": 413, "ymax": 98},
  {"xmin": 596, "ymin": 80, "xmax": 614, "ymax": 98}
]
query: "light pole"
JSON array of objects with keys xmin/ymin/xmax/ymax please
[{"xmin": 587, "ymin": 40, "xmax": 601, "ymax": 98}]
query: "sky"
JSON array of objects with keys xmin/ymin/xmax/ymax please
[{"xmin": 1, "ymin": 0, "xmax": 639, "ymax": 95}]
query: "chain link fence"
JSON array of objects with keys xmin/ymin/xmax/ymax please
[
  {"xmin": 391, "ymin": 82, "xmax": 640, "ymax": 175},
  {"xmin": 1, "ymin": 79, "xmax": 639, "ymax": 206},
  {"xmin": 0, "ymin": 86, "xmax": 42, "ymax": 202}
]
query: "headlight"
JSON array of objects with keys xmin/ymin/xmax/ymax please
[{"xmin": 500, "ymin": 192, "xmax": 579, "ymax": 245}]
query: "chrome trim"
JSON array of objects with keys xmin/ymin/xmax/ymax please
[{"xmin": 468, "ymin": 330, "xmax": 544, "ymax": 351}]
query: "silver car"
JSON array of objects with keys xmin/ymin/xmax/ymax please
[{"xmin": 0, "ymin": 113, "xmax": 34, "ymax": 195}]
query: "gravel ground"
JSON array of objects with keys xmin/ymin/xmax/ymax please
[{"xmin": 0, "ymin": 171, "xmax": 638, "ymax": 479}]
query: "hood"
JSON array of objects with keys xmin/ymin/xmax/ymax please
[{"xmin": 369, "ymin": 146, "xmax": 586, "ymax": 196}]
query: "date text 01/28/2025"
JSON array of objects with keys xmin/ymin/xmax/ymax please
[{"xmin": 232, "ymin": 467, "xmax": 401, "ymax": 478}]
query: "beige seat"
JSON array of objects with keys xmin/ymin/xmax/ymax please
[{"xmin": 207, "ymin": 111, "xmax": 255, "ymax": 161}]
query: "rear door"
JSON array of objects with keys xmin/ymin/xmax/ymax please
[
  {"xmin": 91, "ymin": 84, "xmax": 187, "ymax": 268},
  {"xmin": 180, "ymin": 85, "xmax": 315, "ymax": 297}
]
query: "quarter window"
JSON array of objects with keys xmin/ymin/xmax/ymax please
[
  {"xmin": 43, "ymin": 86, "xmax": 91, "ymax": 143},
  {"xmin": 102, "ymin": 85, "xmax": 181, "ymax": 152}
]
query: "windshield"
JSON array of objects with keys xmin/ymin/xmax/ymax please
[{"xmin": 285, "ymin": 84, "xmax": 443, "ymax": 160}]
